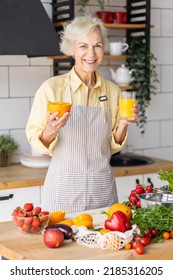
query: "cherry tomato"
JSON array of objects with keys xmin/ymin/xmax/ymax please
[
  {"xmin": 150, "ymin": 228, "xmax": 158, "ymax": 237},
  {"xmin": 169, "ymin": 230, "xmax": 173, "ymax": 239},
  {"xmin": 135, "ymin": 244, "xmax": 145, "ymax": 254},
  {"xmin": 144, "ymin": 230, "xmax": 152, "ymax": 238},
  {"xmin": 162, "ymin": 232, "xmax": 170, "ymax": 240},
  {"xmin": 131, "ymin": 240, "xmax": 138, "ymax": 249},
  {"xmin": 124, "ymin": 242, "xmax": 132, "ymax": 250},
  {"xmin": 129, "ymin": 194, "xmax": 139, "ymax": 204},
  {"xmin": 135, "ymin": 185, "xmax": 145, "ymax": 194},
  {"xmin": 140, "ymin": 236, "xmax": 151, "ymax": 246}
]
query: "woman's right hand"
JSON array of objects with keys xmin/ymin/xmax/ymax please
[{"xmin": 40, "ymin": 111, "xmax": 71, "ymax": 148}]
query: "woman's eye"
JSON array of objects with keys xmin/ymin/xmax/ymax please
[
  {"xmin": 95, "ymin": 44, "xmax": 102, "ymax": 48},
  {"xmin": 80, "ymin": 45, "xmax": 87, "ymax": 49}
]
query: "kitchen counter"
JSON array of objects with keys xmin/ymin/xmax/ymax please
[
  {"xmin": 0, "ymin": 220, "xmax": 173, "ymax": 260},
  {"xmin": 1, "ymin": 156, "xmax": 173, "ymax": 190}
]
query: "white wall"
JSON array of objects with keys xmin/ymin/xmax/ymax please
[{"xmin": 0, "ymin": 0, "xmax": 173, "ymax": 163}]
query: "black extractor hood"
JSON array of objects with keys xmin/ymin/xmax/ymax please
[{"xmin": 0, "ymin": 0, "xmax": 60, "ymax": 57}]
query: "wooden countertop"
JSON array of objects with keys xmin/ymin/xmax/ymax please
[
  {"xmin": 0, "ymin": 221, "xmax": 172, "ymax": 260},
  {"xmin": 1, "ymin": 155, "xmax": 173, "ymax": 190}
]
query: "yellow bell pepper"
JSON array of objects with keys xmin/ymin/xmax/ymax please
[{"xmin": 73, "ymin": 213, "xmax": 93, "ymax": 229}]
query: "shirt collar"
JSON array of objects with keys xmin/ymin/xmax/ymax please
[{"xmin": 69, "ymin": 66, "xmax": 102, "ymax": 93}]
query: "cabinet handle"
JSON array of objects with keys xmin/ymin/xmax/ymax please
[
  {"xmin": 147, "ymin": 178, "xmax": 154, "ymax": 187},
  {"xmin": 136, "ymin": 179, "xmax": 140, "ymax": 184},
  {"xmin": 0, "ymin": 194, "xmax": 14, "ymax": 201}
]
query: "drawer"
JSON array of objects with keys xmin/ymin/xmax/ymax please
[{"xmin": 0, "ymin": 186, "xmax": 41, "ymax": 222}]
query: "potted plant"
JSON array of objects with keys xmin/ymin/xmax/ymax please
[
  {"xmin": 77, "ymin": 0, "xmax": 90, "ymax": 16},
  {"xmin": 0, "ymin": 134, "xmax": 18, "ymax": 167},
  {"xmin": 125, "ymin": 36, "xmax": 159, "ymax": 134}
]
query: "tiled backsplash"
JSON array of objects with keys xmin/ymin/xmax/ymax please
[{"xmin": 0, "ymin": 0, "xmax": 173, "ymax": 163}]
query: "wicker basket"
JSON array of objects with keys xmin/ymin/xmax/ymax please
[{"xmin": 0, "ymin": 153, "xmax": 12, "ymax": 167}]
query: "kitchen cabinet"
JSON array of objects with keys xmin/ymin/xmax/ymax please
[{"xmin": 0, "ymin": 186, "xmax": 41, "ymax": 222}]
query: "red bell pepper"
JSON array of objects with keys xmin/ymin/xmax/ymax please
[{"xmin": 104, "ymin": 210, "xmax": 131, "ymax": 232}]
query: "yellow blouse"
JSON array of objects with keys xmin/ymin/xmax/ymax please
[{"xmin": 26, "ymin": 67, "xmax": 127, "ymax": 156}]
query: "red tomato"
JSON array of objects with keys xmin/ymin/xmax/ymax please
[
  {"xmin": 140, "ymin": 236, "xmax": 151, "ymax": 246},
  {"xmin": 24, "ymin": 203, "xmax": 33, "ymax": 212},
  {"xmin": 144, "ymin": 230, "xmax": 152, "ymax": 238},
  {"xmin": 131, "ymin": 240, "xmax": 138, "ymax": 249},
  {"xmin": 150, "ymin": 228, "xmax": 158, "ymax": 237},
  {"xmin": 135, "ymin": 185, "xmax": 145, "ymax": 194},
  {"xmin": 169, "ymin": 230, "xmax": 173, "ymax": 239},
  {"xmin": 135, "ymin": 244, "xmax": 145, "ymax": 254}
]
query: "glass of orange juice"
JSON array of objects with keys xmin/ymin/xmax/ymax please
[{"xmin": 119, "ymin": 91, "xmax": 136, "ymax": 120}]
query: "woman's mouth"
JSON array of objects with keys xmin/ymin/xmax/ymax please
[{"xmin": 84, "ymin": 59, "xmax": 96, "ymax": 64}]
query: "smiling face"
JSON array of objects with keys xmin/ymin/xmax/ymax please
[{"xmin": 73, "ymin": 28, "xmax": 104, "ymax": 78}]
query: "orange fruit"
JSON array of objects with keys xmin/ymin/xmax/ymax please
[
  {"xmin": 58, "ymin": 219, "xmax": 74, "ymax": 227},
  {"xmin": 47, "ymin": 102, "xmax": 72, "ymax": 117},
  {"xmin": 108, "ymin": 203, "xmax": 132, "ymax": 220},
  {"xmin": 48, "ymin": 210, "xmax": 66, "ymax": 226}
]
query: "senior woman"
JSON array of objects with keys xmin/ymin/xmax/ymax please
[{"xmin": 26, "ymin": 16, "xmax": 138, "ymax": 213}]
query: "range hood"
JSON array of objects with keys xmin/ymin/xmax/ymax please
[{"xmin": 0, "ymin": 0, "xmax": 60, "ymax": 57}]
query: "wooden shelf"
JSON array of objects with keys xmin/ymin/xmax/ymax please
[
  {"xmin": 104, "ymin": 23, "xmax": 154, "ymax": 29},
  {"xmin": 53, "ymin": 22, "xmax": 154, "ymax": 29},
  {"xmin": 48, "ymin": 54, "xmax": 128, "ymax": 59},
  {"xmin": 120, "ymin": 85, "xmax": 134, "ymax": 91}
]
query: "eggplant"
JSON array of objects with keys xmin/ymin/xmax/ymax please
[{"xmin": 46, "ymin": 224, "xmax": 73, "ymax": 240}]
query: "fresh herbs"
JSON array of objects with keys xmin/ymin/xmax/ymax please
[
  {"xmin": 131, "ymin": 204, "xmax": 173, "ymax": 241},
  {"xmin": 157, "ymin": 169, "xmax": 173, "ymax": 191}
]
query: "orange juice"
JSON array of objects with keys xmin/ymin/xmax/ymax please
[{"xmin": 119, "ymin": 91, "xmax": 136, "ymax": 120}]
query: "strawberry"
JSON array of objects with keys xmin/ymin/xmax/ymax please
[
  {"xmin": 23, "ymin": 203, "xmax": 33, "ymax": 212},
  {"xmin": 32, "ymin": 216, "xmax": 41, "ymax": 228}
]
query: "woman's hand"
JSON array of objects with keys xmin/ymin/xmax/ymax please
[{"xmin": 40, "ymin": 111, "xmax": 72, "ymax": 148}]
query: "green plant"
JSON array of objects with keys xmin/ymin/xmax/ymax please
[
  {"xmin": 77, "ymin": 0, "xmax": 90, "ymax": 15},
  {"xmin": 0, "ymin": 134, "xmax": 18, "ymax": 155},
  {"xmin": 125, "ymin": 36, "xmax": 159, "ymax": 134},
  {"xmin": 96, "ymin": 0, "xmax": 105, "ymax": 12}
]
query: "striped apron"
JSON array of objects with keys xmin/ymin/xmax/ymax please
[{"xmin": 41, "ymin": 79, "xmax": 118, "ymax": 213}]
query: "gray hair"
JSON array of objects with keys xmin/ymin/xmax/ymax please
[{"xmin": 60, "ymin": 16, "xmax": 108, "ymax": 56}]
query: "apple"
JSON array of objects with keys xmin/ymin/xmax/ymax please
[{"xmin": 43, "ymin": 228, "xmax": 64, "ymax": 248}]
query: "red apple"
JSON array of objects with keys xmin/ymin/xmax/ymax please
[{"xmin": 43, "ymin": 228, "xmax": 64, "ymax": 248}]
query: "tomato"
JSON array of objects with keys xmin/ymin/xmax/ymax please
[
  {"xmin": 140, "ymin": 236, "xmax": 151, "ymax": 246},
  {"xmin": 150, "ymin": 228, "xmax": 158, "ymax": 237},
  {"xmin": 144, "ymin": 230, "xmax": 152, "ymax": 238},
  {"xmin": 24, "ymin": 203, "xmax": 33, "ymax": 212},
  {"xmin": 129, "ymin": 194, "xmax": 139, "ymax": 204},
  {"xmin": 135, "ymin": 185, "xmax": 145, "ymax": 195},
  {"xmin": 162, "ymin": 232, "xmax": 170, "ymax": 240},
  {"xmin": 145, "ymin": 185, "xmax": 153, "ymax": 193},
  {"xmin": 169, "ymin": 230, "xmax": 173, "ymax": 239},
  {"xmin": 124, "ymin": 242, "xmax": 132, "ymax": 250},
  {"xmin": 135, "ymin": 244, "xmax": 145, "ymax": 254},
  {"xmin": 131, "ymin": 240, "xmax": 138, "ymax": 249}
]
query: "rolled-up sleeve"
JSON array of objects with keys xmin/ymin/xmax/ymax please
[{"xmin": 26, "ymin": 82, "xmax": 59, "ymax": 156}]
